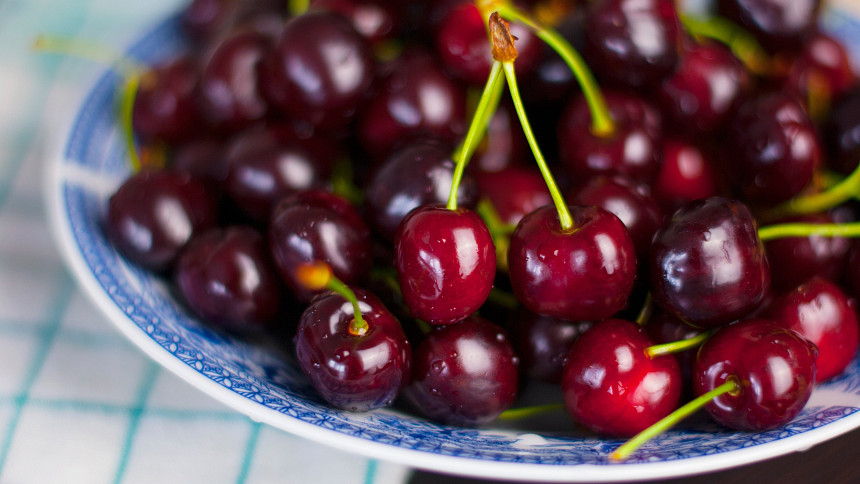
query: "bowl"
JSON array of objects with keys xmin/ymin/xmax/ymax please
[{"xmin": 45, "ymin": 8, "xmax": 860, "ymax": 482}]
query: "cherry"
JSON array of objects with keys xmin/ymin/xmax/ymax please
[
  {"xmin": 394, "ymin": 205, "xmax": 495, "ymax": 325},
  {"xmin": 468, "ymin": 102, "xmax": 528, "ymax": 175},
  {"xmin": 645, "ymin": 310, "xmax": 703, "ymax": 397},
  {"xmin": 508, "ymin": 205, "xmax": 637, "ymax": 321},
  {"xmin": 823, "ymin": 87, "xmax": 860, "ymax": 175},
  {"xmin": 583, "ymin": 0, "xmax": 681, "ymax": 88},
  {"xmin": 767, "ymin": 277, "xmax": 859, "ymax": 382},
  {"xmin": 404, "ymin": 315, "xmax": 519, "ymax": 426},
  {"xmin": 106, "ymin": 169, "xmax": 217, "ymax": 273},
  {"xmin": 657, "ymin": 40, "xmax": 751, "ymax": 136},
  {"xmin": 652, "ymin": 138, "xmax": 721, "ymax": 213},
  {"xmin": 196, "ymin": 28, "xmax": 271, "ymax": 131},
  {"xmin": 132, "ymin": 54, "xmax": 202, "ymax": 144},
  {"xmin": 269, "ymin": 191, "xmax": 371, "ymax": 302},
  {"xmin": 650, "ymin": 197, "xmax": 770, "ymax": 329},
  {"xmin": 363, "ymin": 139, "xmax": 477, "ymax": 241},
  {"xmin": 693, "ymin": 318, "xmax": 817, "ymax": 430},
  {"xmin": 558, "ymin": 90, "xmax": 663, "ymax": 185},
  {"xmin": 726, "ymin": 91, "xmax": 820, "ymax": 206},
  {"xmin": 357, "ymin": 50, "xmax": 467, "ymax": 162},
  {"xmin": 309, "ymin": 0, "xmax": 402, "ymax": 45},
  {"xmin": 784, "ymin": 32, "xmax": 857, "ymax": 113},
  {"xmin": 763, "ymin": 213, "xmax": 851, "ymax": 291},
  {"xmin": 718, "ymin": 0, "xmax": 822, "ymax": 54},
  {"xmin": 294, "ymin": 271, "xmax": 411, "ymax": 412},
  {"xmin": 182, "ymin": 0, "xmax": 238, "ymax": 43},
  {"xmin": 507, "ymin": 307, "xmax": 592, "ymax": 384},
  {"xmin": 169, "ymin": 136, "xmax": 228, "ymax": 186},
  {"xmin": 568, "ymin": 176, "xmax": 663, "ymax": 259},
  {"xmin": 562, "ymin": 319, "xmax": 681, "ymax": 437},
  {"xmin": 175, "ymin": 226, "xmax": 282, "ymax": 332},
  {"xmin": 475, "ymin": 166, "xmax": 551, "ymax": 227},
  {"xmin": 434, "ymin": 3, "xmax": 541, "ymax": 86},
  {"xmin": 259, "ymin": 11, "xmax": 375, "ymax": 131}
]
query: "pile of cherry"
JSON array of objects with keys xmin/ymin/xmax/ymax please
[{"xmin": 103, "ymin": 0, "xmax": 860, "ymax": 460}]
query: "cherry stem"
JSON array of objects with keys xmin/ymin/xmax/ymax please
[
  {"xmin": 288, "ymin": 0, "xmax": 310, "ymax": 16},
  {"xmin": 448, "ymin": 61, "xmax": 506, "ymax": 210},
  {"xmin": 487, "ymin": 287, "xmax": 519, "ymax": 310},
  {"xmin": 476, "ymin": 199, "xmax": 517, "ymax": 270},
  {"xmin": 635, "ymin": 293, "xmax": 653, "ymax": 326},
  {"xmin": 297, "ymin": 262, "xmax": 368, "ymax": 336},
  {"xmin": 498, "ymin": 402, "xmax": 565, "ymax": 421},
  {"xmin": 610, "ymin": 379, "xmax": 738, "ymax": 461},
  {"xmin": 32, "ymin": 35, "xmax": 143, "ymax": 77},
  {"xmin": 678, "ymin": 14, "xmax": 770, "ymax": 76},
  {"xmin": 645, "ymin": 330, "xmax": 713, "ymax": 358},
  {"xmin": 331, "ymin": 158, "xmax": 365, "ymax": 205},
  {"xmin": 120, "ymin": 75, "xmax": 143, "ymax": 172},
  {"xmin": 758, "ymin": 221, "xmax": 860, "ymax": 241},
  {"xmin": 497, "ymin": 3, "xmax": 615, "ymax": 137},
  {"xmin": 763, "ymin": 164, "xmax": 860, "ymax": 221}
]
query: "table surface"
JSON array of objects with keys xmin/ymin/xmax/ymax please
[{"xmin": 2, "ymin": 1, "xmax": 859, "ymax": 483}]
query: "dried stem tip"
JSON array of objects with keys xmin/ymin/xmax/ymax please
[
  {"xmin": 490, "ymin": 12, "xmax": 518, "ymax": 63},
  {"xmin": 296, "ymin": 261, "xmax": 333, "ymax": 291}
]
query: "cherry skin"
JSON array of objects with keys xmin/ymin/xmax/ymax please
[
  {"xmin": 584, "ymin": 0, "xmax": 682, "ymax": 88},
  {"xmin": 558, "ymin": 90, "xmax": 663, "ymax": 185},
  {"xmin": 309, "ymin": 0, "xmax": 402, "ymax": 45},
  {"xmin": 784, "ymin": 32, "xmax": 857, "ymax": 108},
  {"xmin": 175, "ymin": 226, "xmax": 282, "ymax": 333},
  {"xmin": 719, "ymin": 0, "xmax": 821, "ymax": 54},
  {"xmin": 763, "ymin": 213, "xmax": 851, "ymax": 292},
  {"xmin": 650, "ymin": 197, "xmax": 770, "ymax": 329},
  {"xmin": 767, "ymin": 277, "xmax": 859, "ymax": 382},
  {"xmin": 295, "ymin": 287, "xmax": 411, "ymax": 412},
  {"xmin": 694, "ymin": 318, "xmax": 817, "ymax": 430},
  {"xmin": 507, "ymin": 307, "xmax": 592, "ymax": 384},
  {"xmin": 652, "ymin": 138, "xmax": 721, "ymax": 213},
  {"xmin": 508, "ymin": 205, "xmax": 637, "ymax": 322},
  {"xmin": 363, "ymin": 139, "xmax": 477, "ymax": 241},
  {"xmin": 823, "ymin": 87, "xmax": 860, "ymax": 174},
  {"xmin": 562, "ymin": 318, "xmax": 682, "ymax": 437},
  {"xmin": 475, "ymin": 166, "xmax": 551, "ymax": 226},
  {"xmin": 404, "ymin": 315, "xmax": 519, "ymax": 426},
  {"xmin": 727, "ymin": 92, "xmax": 820, "ymax": 206},
  {"xmin": 132, "ymin": 55, "xmax": 202, "ymax": 144},
  {"xmin": 106, "ymin": 169, "xmax": 218, "ymax": 273},
  {"xmin": 269, "ymin": 191, "xmax": 372, "ymax": 302},
  {"xmin": 169, "ymin": 136, "xmax": 228, "ymax": 186},
  {"xmin": 259, "ymin": 11, "xmax": 374, "ymax": 131},
  {"xmin": 394, "ymin": 205, "xmax": 495, "ymax": 325}
]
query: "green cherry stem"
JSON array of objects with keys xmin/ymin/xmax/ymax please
[
  {"xmin": 645, "ymin": 330, "xmax": 713, "ymax": 358},
  {"xmin": 120, "ymin": 74, "xmax": 143, "ymax": 172},
  {"xmin": 610, "ymin": 379, "xmax": 739, "ymax": 461},
  {"xmin": 496, "ymin": 3, "xmax": 615, "ymax": 137},
  {"xmin": 448, "ymin": 61, "xmax": 506, "ymax": 210},
  {"xmin": 758, "ymin": 222, "xmax": 860, "ymax": 242},
  {"xmin": 763, "ymin": 165, "xmax": 860, "ymax": 221},
  {"xmin": 635, "ymin": 293, "xmax": 653, "ymax": 327},
  {"xmin": 297, "ymin": 262, "xmax": 368, "ymax": 336},
  {"xmin": 288, "ymin": 0, "xmax": 310, "ymax": 16},
  {"xmin": 32, "ymin": 35, "xmax": 143, "ymax": 76},
  {"xmin": 678, "ymin": 14, "xmax": 770, "ymax": 76},
  {"xmin": 498, "ymin": 402, "xmax": 565, "ymax": 421}
]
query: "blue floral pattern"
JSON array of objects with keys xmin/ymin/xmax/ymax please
[{"xmin": 53, "ymin": 10, "xmax": 860, "ymax": 475}]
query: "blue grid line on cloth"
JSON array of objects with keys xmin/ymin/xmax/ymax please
[
  {"xmin": 113, "ymin": 362, "xmax": 159, "ymax": 484},
  {"xmin": 236, "ymin": 423, "xmax": 261, "ymax": 484}
]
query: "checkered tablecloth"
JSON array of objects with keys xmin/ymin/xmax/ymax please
[{"xmin": 0, "ymin": 1, "xmax": 410, "ymax": 482}]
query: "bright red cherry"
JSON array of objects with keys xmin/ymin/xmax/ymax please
[
  {"xmin": 295, "ymin": 287, "xmax": 411, "ymax": 412},
  {"xmin": 652, "ymin": 139, "xmax": 721, "ymax": 213},
  {"xmin": 404, "ymin": 315, "xmax": 519, "ymax": 426},
  {"xmin": 394, "ymin": 205, "xmax": 495, "ymax": 325},
  {"xmin": 508, "ymin": 205, "xmax": 637, "ymax": 321},
  {"xmin": 694, "ymin": 318, "xmax": 817, "ymax": 430},
  {"xmin": 767, "ymin": 277, "xmax": 859, "ymax": 382},
  {"xmin": 650, "ymin": 197, "xmax": 770, "ymax": 328},
  {"xmin": 562, "ymin": 319, "xmax": 682, "ymax": 437}
]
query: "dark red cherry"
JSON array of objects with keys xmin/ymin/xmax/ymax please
[
  {"xmin": 434, "ymin": 3, "xmax": 541, "ymax": 86},
  {"xmin": 507, "ymin": 307, "xmax": 592, "ymax": 384},
  {"xmin": 650, "ymin": 197, "xmax": 770, "ymax": 328},
  {"xmin": 508, "ymin": 205, "xmax": 637, "ymax": 321},
  {"xmin": 259, "ymin": 11, "xmax": 374, "ymax": 131},
  {"xmin": 645, "ymin": 310, "xmax": 703, "ymax": 397},
  {"xmin": 295, "ymin": 288, "xmax": 411, "ymax": 412},
  {"xmin": 584, "ymin": 0, "xmax": 681, "ymax": 88},
  {"xmin": 784, "ymin": 32, "xmax": 857, "ymax": 107},
  {"xmin": 764, "ymin": 213, "xmax": 851, "ymax": 292},
  {"xmin": 823, "ymin": 87, "xmax": 860, "ymax": 174},
  {"xmin": 558, "ymin": 90, "xmax": 662, "ymax": 184},
  {"xmin": 719, "ymin": 0, "xmax": 821, "ymax": 54},
  {"xmin": 182, "ymin": 0, "xmax": 238, "ymax": 42},
  {"xmin": 357, "ymin": 50, "xmax": 467, "ymax": 162},
  {"xmin": 223, "ymin": 125, "xmax": 336, "ymax": 222},
  {"xmin": 568, "ymin": 176, "xmax": 663, "ymax": 258},
  {"xmin": 196, "ymin": 29, "xmax": 270, "ymax": 131},
  {"xmin": 170, "ymin": 137, "xmax": 228, "ymax": 185},
  {"xmin": 175, "ymin": 226, "xmax": 281, "ymax": 332},
  {"xmin": 132, "ymin": 55, "xmax": 202, "ymax": 144},
  {"xmin": 727, "ymin": 92, "xmax": 820, "ymax": 206},
  {"xmin": 468, "ymin": 101, "xmax": 528, "ymax": 175},
  {"xmin": 309, "ymin": 0, "xmax": 402, "ymax": 45},
  {"xmin": 847, "ymin": 242, "xmax": 860, "ymax": 300},
  {"xmin": 767, "ymin": 277, "xmax": 858, "ymax": 382},
  {"xmin": 394, "ymin": 205, "xmax": 495, "ymax": 325},
  {"xmin": 269, "ymin": 191, "xmax": 371, "ymax": 302},
  {"xmin": 652, "ymin": 139, "xmax": 721, "ymax": 213},
  {"xmin": 694, "ymin": 318, "xmax": 817, "ymax": 430},
  {"xmin": 658, "ymin": 40, "xmax": 751, "ymax": 136},
  {"xmin": 363, "ymin": 139, "xmax": 478, "ymax": 241},
  {"xmin": 475, "ymin": 166, "xmax": 551, "ymax": 226},
  {"xmin": 106, "ymin": 170, "xmax": 217, "ymax": 273},
  {"xmin": 404, "ymin": 315, "xmax": 519, "ymax": 426},
  {"xmin": 562, "ymin": 319, "xmax": 681, "ymax": 437}
]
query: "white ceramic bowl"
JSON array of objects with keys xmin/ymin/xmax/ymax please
[{"xmin": 45, "ymin": 9, "xmax": 860, "ymax": 482}]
